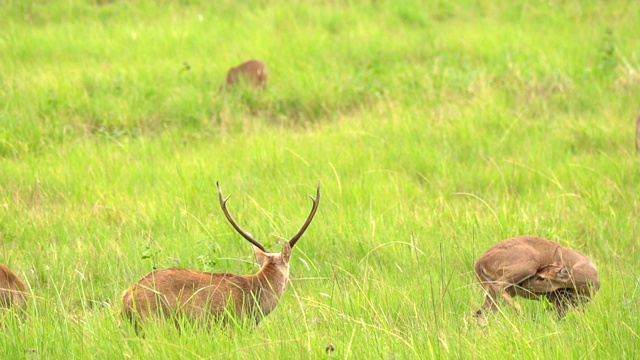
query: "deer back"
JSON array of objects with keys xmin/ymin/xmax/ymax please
[
  {"xmin": 475, "ymin": 236, "xmax": 561, "ymax": 286},
  {"xmin": 225, "ymin": 59, "xmax": 268, "ymax": 89},
  {"xmin": 0, "ymin": 265, "xmax": 27, "ymax": 310},
  {"xmin": 122, "ymin": 244, "xmax": 292, "ymax": 325},
  {"xmin": 475, "ymin": 236, "xmax": 597, "ymax": 289},
  {"xmin": 122, "ymin": 269, "xmax": 256, "ymax": 323}
]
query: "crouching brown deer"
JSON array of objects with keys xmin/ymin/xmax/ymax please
[
  {"xmin": 0, "ymin": 265, "xmax": 27, "ymax": 312},
  {"xmin": 121, "ymin": 182, "xmax": 320, "ymax": 330},
  {"xmin": 222, "ymin": 59, "xmax": 268, "ymax": 90},
  {"xmin": 474, "ymin": 235, "xmax": 600, "ymax": 320}
]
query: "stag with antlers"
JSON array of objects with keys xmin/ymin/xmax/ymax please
[{"xmin": 121, "ymin": 182, "xmax": 320, "ymax": 329}]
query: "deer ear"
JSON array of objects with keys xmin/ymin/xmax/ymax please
[
  {"xmin": 552, "ymin": 246, "xmax": 565, "ymax": 266},
  {"xmin": 558, "ymin": 267, "xmax": 571, "ymax": 279},
  {"xmin": 254, "ymin": 246, "xmax": 268, "ymax": 266},
  {"xmin": 281, "ymin": 242, "xmax": 291, "ymax": 263}
]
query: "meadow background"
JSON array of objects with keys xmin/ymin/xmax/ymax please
[{"xmin": 1, "ymin": 0, "xmax": 639, "ymax": 358}]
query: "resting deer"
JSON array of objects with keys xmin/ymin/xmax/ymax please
[
  {"xmin": 0, "ymin": 265, "xmax": 27, "ymax": 311},
  {"xmin": 474, "ymin": 236, "xmax": 600, "ymax": 319},
  {"xmin": 222, "ymin": 59, "xmax": 268, "ymax": 90},
  {"xmin": 121, "ymin": 182, "xmax": 320, "ymax": 329}
]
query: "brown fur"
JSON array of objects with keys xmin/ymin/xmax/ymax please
[
  {"xmin": 518, "ymin": 264, "xmax": 570, "ymax": 293},
  {"xmin": 517, "ymin": 264, "xmax": 587, "ymax": 318},
  {"xmin": 0, "ymin": 265, "xmax": 27, "ymax": 311},
  {"xmin": 223, "ymin": 59, "xmax": 268, "ymax": 90},
  {"xmin": 474, "ymin": 236, "xmax": 599, "ymax": 319},
  {"xmin": 121, "ymin": 182, "xmax": 320, "ymax": 330},
  {"xmin": 121, "ymin": 244, "xmax": 290, "ymax": 327}
]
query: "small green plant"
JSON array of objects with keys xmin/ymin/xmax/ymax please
[
  {"xmin": 196, "ymin": 240, "xmax": 221, "ymax": 272},
  {"xmin": 140, "ymin": 243, "xmax": 161, "ymax": 270},
  {"xmin": 597, "ymin": 27, "xmax": 617, "ymax": 77}
]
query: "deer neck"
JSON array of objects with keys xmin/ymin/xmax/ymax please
[
  {"xmin": 248, "ymin": 262, "xmax": 290, "ymax": 317},
  {"xmin": 554, "ymin": 248, "xmax": 600, "ymax": 294}
]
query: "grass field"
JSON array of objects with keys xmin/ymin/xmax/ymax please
[{"xmin": 1, "ymin": 0, "xmax": 639, "ymax": 358}]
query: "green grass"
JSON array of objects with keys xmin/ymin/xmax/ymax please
[{"xmin": 1, "ymin": 0, "xmax": 639, "ymax": 358}]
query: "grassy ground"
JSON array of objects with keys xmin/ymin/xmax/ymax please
[{"xmin": 1, "ymin": 0, "xmax": 639, "ymax": 358}]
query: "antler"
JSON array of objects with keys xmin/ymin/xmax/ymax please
[
  {"xmin": 217, "ymin": 182, "xmax": 268, "ymax": 253},
  {"xmin": 288, "ymin": 181, "xmax": 321, "ymax": 249}
]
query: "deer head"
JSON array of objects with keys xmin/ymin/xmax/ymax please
[
  {"xmin": 121, "ymin": 182, "xmax": 320, "ymax": 330},
  {"xmin": 216, "ymin": 181, "xmax": 320, "ymax": 295},
  {"xmin": 517, "ymin": 248, "xmax": 573, "ymax": 294}
]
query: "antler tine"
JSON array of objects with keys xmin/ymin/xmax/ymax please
[
  {"xmin": 216, "ymin": 182, "xmax": 268, "ymax": 253},
  {"xmin": 288, "ymin": 181, "xmax": 321, "ymax": 249}
]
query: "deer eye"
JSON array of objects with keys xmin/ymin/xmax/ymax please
[{"xmin": 536, "ymin": 276, "xmax": 546, "ymax": 281}]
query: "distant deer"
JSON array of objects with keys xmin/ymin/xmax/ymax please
[
  {"xmin": 474, "ymin": 236, "xmax": 600, "ymax": 319},
  {"xmin": 121, "ymin": 182, "xmax": 320, "ymax": 329},
  {"xmin": 222, "ymin": 59, "xmax": 268, "ymax": 90},
  {"xmin": 0, "ymin": 265, "xmax": 27, "ymax": 311},
  {"xmin": 636, "ymin": 115, "xmax": 640, "ymax": 151}
]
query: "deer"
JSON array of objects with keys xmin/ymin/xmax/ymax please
[
  {"xmin": 0, "ymin": 265, "xmax": 27, "ymax": 311},
  {"xmin": 121, "ymin": 182, "xmax": 320, "ymax": 330},
  {"xmin": 636, "ymin": 115, "xmax": 640, "ymax": 151},
  {"xmin": 474, "ymin": 235, "xmax": 600, "ymax": 320},
  {"xmin": 222, "ymin": 59, "xmax": 268, "ymax": 90}
]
